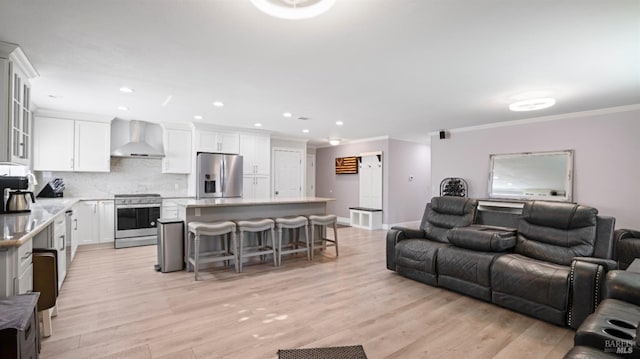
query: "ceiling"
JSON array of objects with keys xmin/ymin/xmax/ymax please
[{"xmin": 0, "ymin": 0, "xmax": 638, "ymax": 146}]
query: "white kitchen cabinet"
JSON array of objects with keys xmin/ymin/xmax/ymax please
[
  {"xmin": 243, "ymin": 175, "xmax": 270, "ymax": 200},
  {"xmin": 162, "ymin": 199, "xmax": 179, "ymax": 219},
  {"xmin": 72, "ymin": 201, "xmax": 100, "ymax": 246},
  {"xmin": 98, "ymin": 200, "xmax": 115, "ymax": 243},
  {"xmin": 162, "ymin": 128, "xmax": 192, "ymax": 174},
  {"xmin": 34, "ymin": 116, "xmax": 111, "ymax": 172},
  {"xmin": 74, "ymin": 121, "xmax": 110, "ymax": 172},
  {"xmin": 195, "ymin": 129, "xmax": 239, "ymax": 154},
  {"xmin": 33, "ymin": 117, "xmax": 75, "ymax": 171},
  {"xmin": 0, "ymin": 42, "xmax": 38, "ymax": 165},
  {"xmin": 240, "ymin": 133, "xmax": 270, "ymax": 175},
  {"xmin": 0, "ymin": 237, "xmax": 33, "ymax": 297}
]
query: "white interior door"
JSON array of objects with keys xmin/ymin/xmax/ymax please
[
  {"xmin": 306, "ymin": 154, "xmax": 316, "ymax": 197},
  {"xmin": 273, "ymin": 148, "xmax": 303, "ymax": 198}
]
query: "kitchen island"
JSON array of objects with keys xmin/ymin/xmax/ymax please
[
  {"xmin": 169, "ymin": 197, "xmax": 335, "ymax": 270},
  {"xmin": 170, "ymin": 196, "xmax": 334, "ymax": 222}
]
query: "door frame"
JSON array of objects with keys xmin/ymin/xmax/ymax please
[
  {"xmin": 271, "ymin": 147, "xmax": 305, "ymax": 198},
  {"xmin": 306, "ymin": 154, "xmax": 316, "ymax": 197}
]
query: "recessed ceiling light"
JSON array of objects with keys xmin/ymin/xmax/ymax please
[
  {"xmin": 283, "ymin": 112, "xmax": 292, "ymax": 118},
  {"xmin": 254, "ymin": 123, "xmax": 262, "ymax": 127},
  {"xmin": 329, "ymin": 138, "xmax": 341, "ymax": 146},
  {"xmin": 302, "ymin": 129, "xmax": 309, "ymax": 133},
  {"xmin": 336, "ymin": 121, "xmax": 344, "ymax": 126},
  {"xmin": 119, "ymin": 87, "xmax": 135, "ymax": 93},
  {"xmin": 193, "ymin": 115, "xmax": 203, "ymax": 120},
  {"xmin": 509, "ymin": 98, "xmax": 556, "ymax": 112},
  {"xmin": 213, "ymin": 101, "xmax": 224, "ymax": 107},
  {"xmin": 250, "ymin": 0, "xmax": 336, "ymax": 20},
  {"xmin": 117, "ymin": 106, "xmax": 129, "ymax": 111}
]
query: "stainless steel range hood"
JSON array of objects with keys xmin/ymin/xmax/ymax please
[{"xmin": 111, "ymin": 120, "xmax": 165, "ymax": 158}]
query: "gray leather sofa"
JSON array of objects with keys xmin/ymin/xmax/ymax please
[
  {"xmin": 564, "ymin": 270, "xmax": 640, "ymax": 358},
  {"xmin": 386, "ymin": 196, "xmax": 617, "ymax": 328},
  {"xmin": 614, "ymin": 229, "xmax": 640, "ymax": 270}
]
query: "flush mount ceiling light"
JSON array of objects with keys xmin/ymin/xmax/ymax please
[
  {"xmin": 254, "ymin": 123, "xmax": 263, "ymax": 127},
  {"xmin": 509, "ymin": 98, "xmax": 556, "ymax": 112},
  {"xmin": 193, "ymin": 115, "xmax": 204, "ymax": 120},
  {"xmin": 212, "ymin": 101, "xmax": 224, "ymax": 107},
  {"xmin": 329, "ymin": 138, "xmax": 341, "ymax": 146},
  {"xmin": 335, "ymin": 121, "xmax": 343, "ymax": 126},
  {"xmin": 302, "ymin": 129, "xmax": 309, "ymax": 133},
  {"xmin": 250, "ymin": 0, "xmax": 336, "ymax": 20},
  {"xmin": 117, "ymin": 106, "xmax": 128, "ymax": 111},
  {"xmin": 119, "ymin": 87, "xmax": 135, "ymax": 93},
  {"xmin": 283, "ymin": 112, "xmax": 293, "ymax": 118}
]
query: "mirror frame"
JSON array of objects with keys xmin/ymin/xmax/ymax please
[{"xmin": 487, "ymin": 150, "xmax": 574, "ymax": 202}]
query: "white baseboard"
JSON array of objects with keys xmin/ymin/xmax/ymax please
[{"xmin": 337, "ymin": 216, "xmax": 350, "ymax": 225}]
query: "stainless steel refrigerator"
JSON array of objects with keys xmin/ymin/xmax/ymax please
[{"xmin": 196, "ymin": 152, "xmax": 243, "ymax": 199}]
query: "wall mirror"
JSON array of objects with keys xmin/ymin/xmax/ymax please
[{"xmin": 488, "ymin": 150, "xmax": 574, "ymax": 202}]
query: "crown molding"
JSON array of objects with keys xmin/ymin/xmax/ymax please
[
  {"xmin": 35, "ymin": 108, "xmax": 113, "ymax": 123},
  {"xmin": 10, "ymin": 47, "xmax": 39, "ymax": 79},
  {"xmin": 428, "ymin": 104, "xmax": 640, "ymax": 137}
]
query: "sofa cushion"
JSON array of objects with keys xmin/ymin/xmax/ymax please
[
  {"xmin": 395, "ymin": 239, "xmax": 449, "ymax": 286},
  {"xmin": 437, "ymin": 246, "xmax": 506, "ymax": 301},
  {"xmin": 516, "ymin": 201, "xmax": 598, "ymax": 265},
  {"xmin": 491, "ymin": 254, "xmax": 570, "ymax": 311},
  {"xmin": 420, "ymin": 197, "xmax": 477, "ymax": 243},
  {"xmin": 448, "ymin": 225, "xmax": 516, "ymax": 252}
]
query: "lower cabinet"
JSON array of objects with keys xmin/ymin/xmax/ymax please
[
  {"xmin": 72, "ymin": 200, "xmax": 114, "ymax": 246},
  {"xmin": 98, "ymin": 200, "xmax": 114, "ymax": 243},
  {"xmin": 0, "ymin": 238, "xmax": 33, "ymax": 298},
  {"xmin": 73, "ymin": 201, "xmax": 99, "ymax": 245}
]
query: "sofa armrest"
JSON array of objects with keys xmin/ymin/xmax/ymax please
[
  {"xmin": 572, "ymin": 257, "xmax": 618, "ymax": 271},
  {"xmin": 567, "ymin": 258, "xmax": 611, "ymax": 329},
  {"xmin": 615, "ymin": 228, "xmax": 640, "ymax": 240},
  {"xmin": 603, "ymin": 270, "xmax": 640, "ymax": 306},
  {"xmin": 386, "ymin": 227, "xmax": 426, "ymax": 271}
]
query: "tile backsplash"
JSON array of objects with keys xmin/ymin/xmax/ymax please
[{"xmin": 36, "ymin": 157, "xmax": 189, "ymax": 198}]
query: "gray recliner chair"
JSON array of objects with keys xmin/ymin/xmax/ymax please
[
  {"xmin": 614, "ymin": 229, "xmax": 640, "ymax": 270},
  {"xmin": 386, "ymin": 196, "xmax": 478, "ymax": 285}
]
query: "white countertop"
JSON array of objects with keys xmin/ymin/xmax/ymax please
[
  {"xmin": 0, "ymin": 198, "xmax": 80, "ymax": 247},
  {"xmin": 170, "ymin": 196, "xmax": 335, "ymax": 208}
]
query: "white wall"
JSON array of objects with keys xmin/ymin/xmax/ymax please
[
  {"xmin": 430, "ymin": 107, "xmax": 640, "ymax": 229},
  {"xmin": 316, "ymin": 138, "xmax": 430, "ymax": 226}
]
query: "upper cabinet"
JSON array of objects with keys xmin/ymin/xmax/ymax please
[
  {"xmin": 195, "ymin": 128, "xmax": 239, "ymax": 154},
  {"xmin": 0, "ymin": 42, "xmax": 38, "ymax": 165},
  {"xmin": 239, "ymin": 133, "xmax": 270, "ymax": 175},
  {"xmin": 162, "ymin": 126, "xmax": 192, "ymax": 174},
  {"xmin": 33, "ymin": 114, "xmax": 111, "ymax": 172}
]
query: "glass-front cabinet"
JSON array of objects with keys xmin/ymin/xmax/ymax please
[
  {"xmin": 0, "ymin": 41, "xmax": 38, "ymax": 165},
  {"xmin": 10, "ymin": 63, "xmax": 31, "ymax": 163}
]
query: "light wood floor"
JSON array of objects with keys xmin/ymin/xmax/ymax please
[{"xmin": 41, "ymin": 227, "xmax": 574, "ymax": 359}]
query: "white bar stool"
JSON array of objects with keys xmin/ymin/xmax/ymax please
[
  {"xmin": 308, "ymin": 214, "xmax": 339, "ymax": 259},
  {"xmin": 275, "ymin": 216, "xmax": 311, "ymax": 266},
  {"xmin": 235, "ymin": 218, "xmax": 277, "ymax": 272},
  {"xmin": 187, "ymin": 221, "xmax": 238, "ymax": 281}
]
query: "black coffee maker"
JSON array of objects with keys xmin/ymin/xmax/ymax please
[{"xmin": 0, "ymin": 176, "xmax": 30, "ymax": 214}]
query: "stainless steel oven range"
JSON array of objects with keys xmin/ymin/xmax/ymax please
[{"xmin": 114, "ymin": 194, "xmax": 161, "ymax": 249}]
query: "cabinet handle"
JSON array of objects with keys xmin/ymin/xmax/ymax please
[
  {"xmin": 60, "ymin": 235, "xmax": 65, "ymax": 250},
  {"xmin": 74, "ymin": 219, "xmax": 78, "ymax": 230},
  {"xmin": 21, "ymin": 251, "xmax": 32, "ymax": 260}
]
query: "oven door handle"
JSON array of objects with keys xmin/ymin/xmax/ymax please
[{"xmin": 116, "ymin": 204, "xmax": 161, "ymax": 209}]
